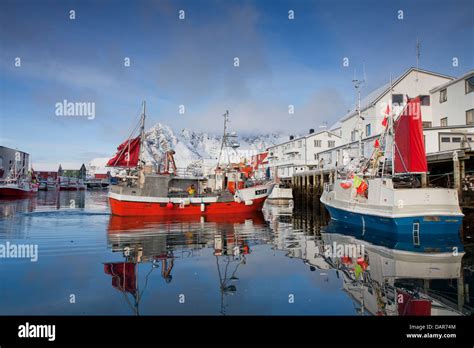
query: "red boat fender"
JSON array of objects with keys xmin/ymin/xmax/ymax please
[
  {"xmin": 166, "ymin": 202, "xmax": 173, "ymax": 209},
  {"xmin": 340, "ymin": 182, "xmax": 352, "ymax": 189}
]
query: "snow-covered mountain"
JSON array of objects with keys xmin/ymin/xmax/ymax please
[{"xmin": 88, "ymin": 123, "xmax": 288, "ymax": 174}]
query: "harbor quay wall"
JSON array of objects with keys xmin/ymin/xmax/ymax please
[{"xmin": 290, "ymin": 149, "xmax": 474, "ymax": 209}]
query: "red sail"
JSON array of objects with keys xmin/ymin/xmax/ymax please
[
  {"xmin": 106, "ymin": 137, "xmax": 141, "ymax": 167},
  {"xmin": 394, "ymin": 97, "xmax": 427, "ymax": 173}
]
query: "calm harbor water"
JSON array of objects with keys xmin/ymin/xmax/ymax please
[{"xmin": 0, "ymin": 190, "xmax": 472, "ymax": 316}]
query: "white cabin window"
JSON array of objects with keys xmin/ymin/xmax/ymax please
[
  {"xmin": 328, "ymin": 140, "xmax": 335, "ymax": 148},
  {"xmin": 365, "ymin": 124, "xmax": 371, "ymax": 137},
  {"xmin": 440, "ymin": 117, "xmax": 448, "ymax": 127},
  {"xmin": 298, "ymin": 140, "xmax": 302, "ymax": 148},
  {"xmin": 314, "ymin": 139, "xmax": 322, "ymax": 147}
]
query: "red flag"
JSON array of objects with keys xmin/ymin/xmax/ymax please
[
  {"xmin": 374, "ymin": 139, "xmax": 380, "ymax": 148},
  {"xmin": 382, "ymin": 117, "xmax": 388, "ymax": 127},
  {"xmin": 107, "ymin": 137, "xmax": 141, "ymax": 167},
  {"xmin": 385, "ymin": 104, "xmax": 390, "ymax": 115}
]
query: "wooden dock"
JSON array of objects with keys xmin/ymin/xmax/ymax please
[{"xmin": 291, "ymin": 149, "xmax": 474, "ymax": 208}]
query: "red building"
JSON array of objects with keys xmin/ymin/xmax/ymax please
[{"xmin": 33, "ymin": 165, "xmax": 60, "ymax": 181}]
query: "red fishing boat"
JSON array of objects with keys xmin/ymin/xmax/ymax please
[
  {"xmin": 107, "ymin": 103, "xmax": 274, "ymax": 217},
  {"xmin": 0, "ymin": 180, "xmax": 38, "ymax": 198},
  {"xmin": 0, "ymin": 165, "xmax": 38, "ymax": 198}
]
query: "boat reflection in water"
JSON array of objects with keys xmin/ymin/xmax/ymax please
[
  {"xmin": 104, "ymin": 213, "xmax": 268, "ymax": 315},
  {"xmin": 0, "ymin": 190, "xmax": 87, "ymax": 217},
  {"xmin": 322, "ymin": 220, "xmax": 465, "ymax": 315},
  {"xmin": 268, "ymin": 204, "xmax": 470, "ymax": 316},
  {"xmin": 102, "ymin": 204, "xmax": 470, "ymax": 316}
]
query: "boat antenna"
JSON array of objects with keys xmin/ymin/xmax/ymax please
[
  {"xmin": 217, "ymin": 110, "xmax": 229, "ymax": 169},
  {"xmin": 352, "ymin": 72, "xmax": 365, "ymax": 161}
]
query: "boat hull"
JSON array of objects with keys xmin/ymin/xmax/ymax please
[
  {"xmin": 324, "ymin": 204, "xmax": 463, "ymax": 253},
  {"xmin": 0, "ymin": 187, "xmax": 38, "ymax": 198},
  {"xmin": 109, "ymin": 196, "xmax": 267, "ymax": 216}
]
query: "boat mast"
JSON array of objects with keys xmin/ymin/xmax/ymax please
[
  {"xmin": 217, "ymin": 110, "xmax": 229, "ymax": 169},
  {"xmin": 352, "ymin": 75, "xmax": 364, "ymax": 162},
  {"xmin": 139, "ymin": 101, "xmax": 146, "ymax": 167},
  {"xmin": 389, "ymin": 74, "xmax": 395, "ymax": 176}
]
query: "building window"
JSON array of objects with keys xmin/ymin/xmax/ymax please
[
  {"xmin": 452, "ymin": 137, "xmax": 461, "ymax": 143},
  {"xmin": 314, "ymin": 139, "xmax": 322, "ymax": 147},
  {"xmin": 328, "ymin": 140, "xmax": 335, "ymax": 148},
  {"xmin": 314, "ymin": 154, "xmax": 318, "ymax": 160},
  {"xmin": 440, "ymin": 117, "xmax": 448, "ymax": 127},
  {"xmin": 466, "ymin": 76, "xmax": 474, "ymax": 94},
  {"xmin": 351, "ymin": 130, "xmax": 358, "ymax": 142},
  {"xmin": 420, "ymin": 95, "xmax": 430, "ymax": 106},
  {"xmin": 365, "ymin": 124, "xmax": 371, "ymax": 137},
  {"xmin": 392, "ymin": 94, "xmax": 403, "ymax": 105},
  {"xmin": 422, "ymin": 121, "xmax": 432, "ymax": 128},
  {"xmin": 439, "ymin": 89, "xmax": 447, "ymax": 103},
  {"xmin": 466, "ymin": 109, "xmax": 474, "ymax": 125},
  {"xmin": 298, "ymin": 140, "xmax": 302, "ymax": 148}
]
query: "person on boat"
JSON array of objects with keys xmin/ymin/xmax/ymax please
[{"xmin": 187, "ymin": 184, "xmax": 196, "ymax": 196}]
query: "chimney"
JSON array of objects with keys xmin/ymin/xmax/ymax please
[
  {"xmin": 289, "ymin": 135, "xmax": 294, "ymax": 140},
  {"xmin": 309, "ymin": 128, "xmax": 315, "ymax": 134}
]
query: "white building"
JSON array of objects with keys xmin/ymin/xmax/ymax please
[
  {"xmin": 424, "ymin": 70, "xmax": 474, "ymax": 153},
  {"xmin": 267, "ymin": 129, "xmax": 341, "ymax": 179},
  {"xmin": 267, "ymin": 67, "xmax": 474, "ymax": 178}
]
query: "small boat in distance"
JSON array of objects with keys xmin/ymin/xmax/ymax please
[
  {"xmin": 107, "ymin": 103, "xmax": 274, "ymax": 217},
  {"xmin": 267, "ymin": 183, "xmax": 293, "ymax": 206},
  {"xmin": 0, "ymin": 165, "xmax": 38, "ymax": 198}
]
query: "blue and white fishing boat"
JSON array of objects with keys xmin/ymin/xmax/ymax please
[{"xmin": 321, "ymin": 90, "xmax": 464, "ymax": 253}]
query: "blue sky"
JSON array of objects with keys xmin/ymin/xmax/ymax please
[{"xmin": 1, "ymin": 0, "xmax": 473, "ymax": 164}]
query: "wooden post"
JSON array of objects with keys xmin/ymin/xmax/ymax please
[
  {"xmin": 421, "ymin": 173, "xmax": 427, "ymax": 188},
  {"xmin": 453, "ymin": 152, "xmax": 462, "ymax": 203},
  {"xmin": 457, "ymin": 268, "xmax": 465, "ymax": 312}
]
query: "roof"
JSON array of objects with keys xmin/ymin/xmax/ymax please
[
  {"xmin": 33, "ymin": 163, "xmax": 60, "ymax": 172},
  {"xmin": 429, "ymin": 70, "xmax": 474, "ymax": 93},
  {"xmin": 266, "ymin": 129, "xmax": 341, "ymax": 151},
  {"xmin": 339, "ymin": 67, "xmax": 454, "ymax": 122},
  {"xmin": 60, "ymin": 163, "xmax": 86, "ymax": 171}
]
